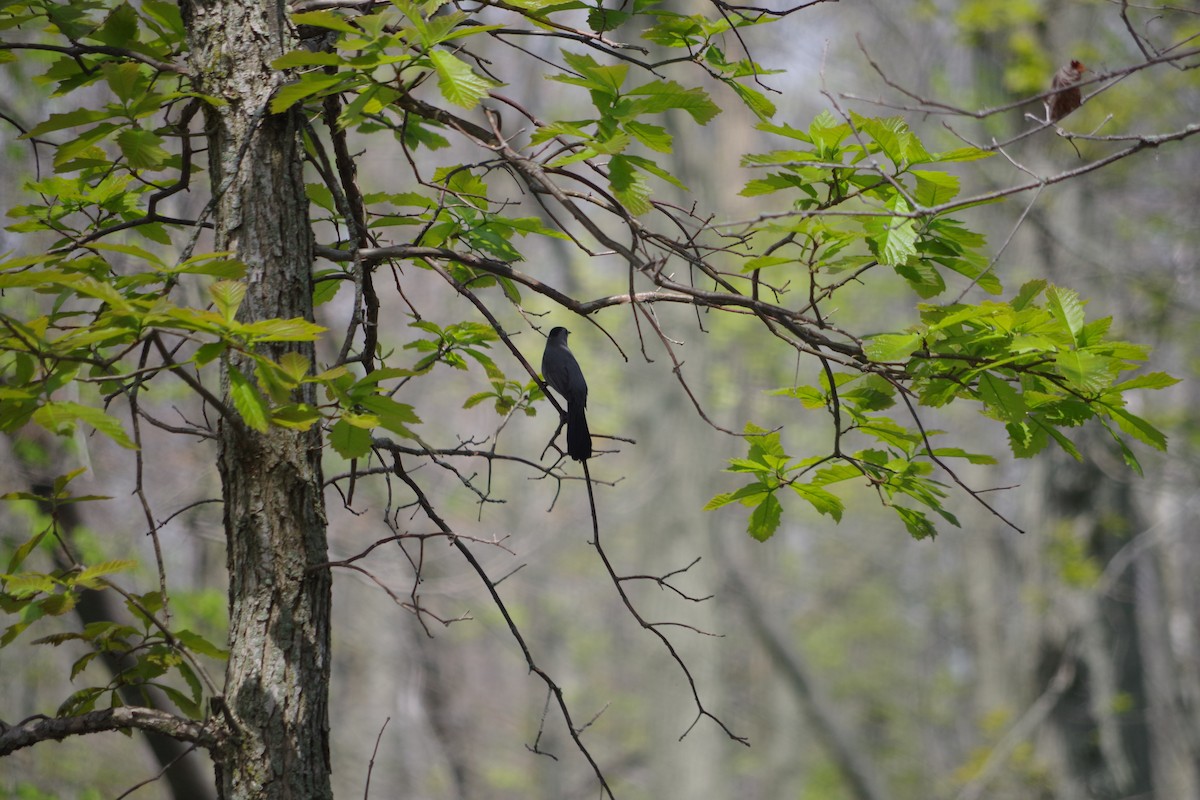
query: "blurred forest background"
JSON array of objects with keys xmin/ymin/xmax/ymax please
[{"xmin": 3, "ymin": 0, "xmax": 1199, "ymax": 798}]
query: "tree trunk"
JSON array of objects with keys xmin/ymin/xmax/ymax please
[{"xmin": 179, "ymin": 0, "xmax": 333, "ymax": 797}]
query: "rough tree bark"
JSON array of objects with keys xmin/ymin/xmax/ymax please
[{"xmin": 178, "ymin": 0, "xmax": 333, "ymax": 796}]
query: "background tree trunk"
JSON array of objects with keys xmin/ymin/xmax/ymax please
[{"xmin": 179, "ymin": 0, "xmax": 333, "ymax": 796}]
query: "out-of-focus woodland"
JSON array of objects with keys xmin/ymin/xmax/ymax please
[{"xmin": 2, "ymin": 0, "xmax": 1199, "ymax": 798}]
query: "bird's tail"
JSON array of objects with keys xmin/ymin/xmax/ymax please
[{"xmin": 566, "ymin": 403, "xmax": 591, "ymax": 461}]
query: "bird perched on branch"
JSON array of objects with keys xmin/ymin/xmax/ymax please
[
  {"xmin": 541, "ymin": 326, "xmax": 591, "ymax": 461},
  {"xmin": 1045, "ymin": 60, "xmax": 1089, "ymax": 123}
]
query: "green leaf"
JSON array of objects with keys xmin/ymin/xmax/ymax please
[
  {"xmin": 1111, "ymin": 372, "xmax": 1179, "ymax": 392},
  {"xmin": 1108, "ymin": 407, "xmax": 1168, "ymax": 451},
  {"xmin": 6, "ymin": 530, "xmax": 48, "ymax": 574},
  {"xmin": 175, "ymin": 629, "xmax": 229, "ymax": 659},
  {"xmin": 209, "ymin": 280, "xmax": 246, "ymax": 323},
  {"xmin": 623, "ymin": 120, "xmax": 673, "ymax": 152},
  {"xmin": 272, "ymin": 404, "xmax": 321, "ymax": 430},
  {"xmin": 728, "ymin": 81, "xmax": 775, "ymax": 121},
  {"xmin": 93, "ymin": 2, "xmax": 140, "ymax": 47},
  {"xmin": 608, "ymin": 155, "xmax": 652, "ymax": 215},
  {"xmin": 865, "ymin": 195, "xmax": 918, "ymax": 266},
  {"xmin": 790, "ymin": 483, "xmax": 844, "ymax": 521},
  {"xmin": 747, "ymin": 492, "xmax": 782, "ymax": 541},
  {"xmin": 76, "ymin": 559, "xmax": 138, "ymax": 588},
  {"xmin": 1012, "ymin": 279, "xmax": 1048, "ymax": 310},
  {"xmin": 911, "ymin": 170, "xmax": 959, "ymax": 207},
  {"xmin": 627, "ymin": 80, "xmax": 720, "ymax": 124},
  {"xmin": 429, "ymin": 49, "xmax": 496, "ymax": 109},
  {"xmin": 290, "ymin": 9, "xmax": 361, "ymax": 33},
  {"xmin": 559, "ymin": 50, "xmax": 628, "ymax": 96},
  {"xmin": 357, "ymin": 395, "xmax": 421, "ymax": 437},
  {"xmin": 32, "ymin": 401, "xmax": 138, "ymax": 449},
  {"xmin": 102, "ymin": 61, "xmax": 144, "ymax": 102},
  {"xmin": 865, "ymin": 332, "xmax": 922, "ymax": 362},
  {"xmin": 588, "ymin": 6, "xmax": 630, "ymax": 31},
  {"xmin": 228, "ymin": 366, "xmax": 270, "ymax": 432},
  {"xmin": 27, "ymin": 108, "xmax": 115, "ymax": 137},
  {"xmin": 894, "ymin": 506, "xmax": 936, "ymax": 540},
  {"xmin": 117, "ymin": 129, "xmax": 171, "ymax": 169},
  {"xmin": 271, "ymin": 74, "xmax": 348, "ymax": 114},
  {"xmin": 329, "ymin": 418, "xmax": 372, "ymax": 458},
  {"xmin": 240, "ymin": 318, "xmax": 326, "ymax": 342},
  {"xmin": 1054, "ymin": 350, "xmax": 1112, "ymax": 393},
  {"xmin": 1045, "ymin": 285, "xmax": 1084, "ymax": 344}
]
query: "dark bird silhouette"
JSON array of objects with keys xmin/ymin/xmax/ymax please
[
  {"xmin": 541, "ymin": 326, "xmax": 591, "ymax": 461},
  {"xmin": 1045, "ymin": 60, "xmax": 1088, "ymax": 123}
]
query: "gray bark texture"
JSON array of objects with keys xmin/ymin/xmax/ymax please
[{"xmin": 179, "ymin": 0, "xmax": 333, "ymax": 797}]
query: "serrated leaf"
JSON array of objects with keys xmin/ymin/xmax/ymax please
[
  {"xmin": 978, "ymin": 373, "xmax": 1025, "ymax": 423},
  {"xmin": 329, "ymin": 418, "xmax": 372, "ymax": 458},
  {"xmin": 1054, "ymin": 350, "xmax": 1112, "ymax": 393},
  {"xmin": 911, "ymin": 170, "xmax": 959, "ymax": 207},
  {"xmin": 587, "ymin": 6, "xmax": 629, "ymax": 31},
  {"xmin": 865, "ymin": 332, "xmax": 922, "ymax": 362},
  {"xmin": 228, "ymin": 366, "xmax": 270, "ymax": 432},
  {"xmin": 429, "ymin": 49, "xmax": 495, "ymax": 109},
  {"xmin": 290, "ymin": 9, "xmax": 361, "ymax": 33},
  {"xmin": 240, "ymin": 318, "xmax": 326, "ymax": 342},
  {"xmin": 277, "ymin": 352, "xmax": 311, "ymax": 382},
  {"xmin": 28, "ymin": 108, "xmax": 114, "ymax": 137},
  {"xmin": 930, "ymin": 447, "xmax": 997, "ymax": 465},
  {"xmin": 1108, "ymin": 407, "xmax": 1168, "ymax": 451},
  {"xmin": 272, "ymin": 404, "xmax": 321, "ymax": 430},
  {"xmin": 1013, "ymin": 279, "xmax": 1048, "ymax": 311},
  {"xmin": 102, "ymin": 61, "xmax": 144, "ymax": 102},
  {"xmin": 209, "ymin": 280, "xmax": 245, "ymax": 323},
  {"xmin": 728, "ymin": 81, "xmax": 775, "ymax": 121},
  {"xmin": 1045, "ymin": 285, "xmax": 1084, "ymax": 344},
  {"xmin": 895, "ymin": 506, "xmax": 936, "ymax": 539},
  {"xmin": 175, "ymin": 628, "xmax": 229, "ymax": 659},
  {"xmin": 32, "ymin": 401, "xmax": 137, "ymax": 449},
  {"xmin": 357, "ymin": 395, "xmax": 421, "ymax": 437},
  {"xmin": 623, "ymin": 120, "xmax": 672, "ymax": 153},
  {"xmin": 271, "ymin": 74, "xmax": 347, "ymax": 114},
  {"xmin": 747, "ymin": 492, "xmax": 782, "ymax": 541},
  {"xmin": 703, "ymin": 491, "xmax": 737, "ymax": 511},
  {"xmin": 75, "ymin": 560, "xmax": 138, "ymax": 588},
  {"xmin": 865, "ymin": 195, "xmax": 917, "ymax": 266},
  {"xmin": 791, "ymin": 483, "xmax": 843, "ymax": 521},
  {"xmin": 117, "ymin": 129, "xmax": 171, "ymax": 170},
  {"xmin": 608, "ymin": 155, "xmax": 651, "ymax": 215},
  {"xmin": 772, "ymin": 384, "xmax": 826, "ymax": 409},
  {"xmin": 93, "ymin": 2, "xmax": 139, "ymax": 47},
  {"xmin": 627, "ymin": 80, "xmax": 720, "ymax": 124},
  {"xmin": 932, "ymin": 146, "xmax": 992, "ymax": 163},
  {"xmin": 6, "ymin": 530, "xmax": 48, "ymax": 574},
  {"xmin": 1112, "ymin": 372, "xmax": 1179, "ymax": 392}
]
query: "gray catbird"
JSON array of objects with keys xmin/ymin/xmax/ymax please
[{"xmin": 541, "ymin": 326, "xmax": 591, "ymax": 461}]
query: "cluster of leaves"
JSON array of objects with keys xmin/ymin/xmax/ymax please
[
  {"xmin": 1, "ymin": 472, "xmax": 225, "ymax": 719},
  {"xmin": 708, "ymin": 113, "xmax": 1175, "ymax": 540},
  {"xmin": 0, "ymin": 0, "xmax": 1176, "ymax": 680}
]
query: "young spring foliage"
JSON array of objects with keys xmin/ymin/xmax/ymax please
[
  {"xmin": 0, "ymin": 0, "xmax": 1176, "ymax": 735},
  {"xmin": 705, "ymin": 112, "xmax": 1174, "ymax": 540}
]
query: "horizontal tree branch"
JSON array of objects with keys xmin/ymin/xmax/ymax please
[
  {"xmin": 0, "ymin": 41, "xmax": 185, "ymax": 75},
  {"xmin": 0, "ymin": 707, "xmax": 217, "ymax": 757}
]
